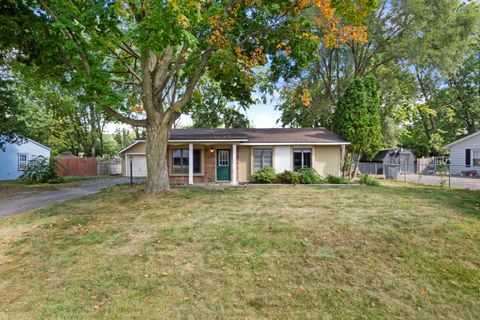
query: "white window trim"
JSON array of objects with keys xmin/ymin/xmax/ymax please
[
  {"xmin": 292, "ymin": 147, "xmax": 313, "ymax": 171},
  {"xmin": 18, "ymin": 153, "xmax": 29, "ymax": 171},
  {"xmin": 170, "ymin": 147, "xmax": 204, "ymax": 176},
  {"xmin": 471, "ymin": 147, "xmax": 480, "ymax": 167}
]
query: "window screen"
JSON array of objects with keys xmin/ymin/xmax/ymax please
[{"xmin": 253, "ymin": 149, "xmax": 273, "ymax": 172}]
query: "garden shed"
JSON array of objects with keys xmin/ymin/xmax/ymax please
[{"xmin": 359, "ymin": 148, "xmax": 416, "ymax": 175}]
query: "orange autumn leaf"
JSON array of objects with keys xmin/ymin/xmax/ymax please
[
  {"xmin": 130, "ymin": 105, "xmax": 144, "ymax": 113},
  {"xmin": 300, "ymin": 89, "xmax": 312, "ymax": 107}
]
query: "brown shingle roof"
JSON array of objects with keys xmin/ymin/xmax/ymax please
[{"xmin": 170, "ymin": 128, "xmax": 348, "ymax": 144}]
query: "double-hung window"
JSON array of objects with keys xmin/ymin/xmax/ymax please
[
  {"xmin": 473, "ymin": 148, "xmax": 480, "ymax": 166},
  {"xmin": 172, "ymin": 149, "xmax": 201, "ymax": 174},
  {"xmin": 293, "ymin": 148, "xmax": 312, "ymax": 171},
  {"xmin": 253, "ymin": 149, "xmax": 273, "ymax": 172},
  {"xmin": 18, "ymin": 153, "xmax": 28, "ymax": 171}
]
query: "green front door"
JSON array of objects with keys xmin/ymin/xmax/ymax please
[{"xmin": 216, "ymin": 149, "xmax": 231, "ymax": 181}]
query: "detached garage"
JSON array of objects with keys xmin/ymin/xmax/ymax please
[
  {"xmin": 126, "ymin": 155, "xmax": 147, "ymax": 177},
  {"xmin": 443, "ymin": 131, "xmax": 480, "ymax": 175},
  {"xmin": 119, "ymin": 141, "xmax": 148, "ymax": 177}
]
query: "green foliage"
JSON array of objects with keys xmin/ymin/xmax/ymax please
[
  {"xmin": 298, "ymin": 168, "xmax": 324, "ymax": 184},
  {"xmin": 0, "ymin": 78, "xmax": 28, "ymax": 149},
  {"xmin": 275, "ymin": 0, "xmax": 479, "ymax": 157},
  {"xmin": 326, "ymin": 175, "xmax": 351, "ymax": 184},
  {"xmin": 251, "ymin": 167, "xmax": 352, "ymax": 185},
  {"xmin": 333, "ymin": 77, "xmax": 369, "ymax": 147},
  {"xmin": 184, "ymin": 80, "xmax": 250, "ymax": 128},
  {"xmin": 20, "ymin": 156, "xmax": 63, "ymax": 184},
  {"xmin": 363, "ymin": 75, "xmax": 383, "ymax": 157},
  {"xmin": 250, "ymin": 167, "xmax": 277, "ymax": 184},
  {"xmin": 276, "ymin": 170, "xmax": 302, "ymax": 184},
  {"xmin": 333, "ymin": 76, "xmax": 384, "ymax": 175},
  {"xmin": 358, "ymin": 174, "xmax": 380, "ymax": 186}
]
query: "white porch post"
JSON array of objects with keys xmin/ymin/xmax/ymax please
[
  {"xmin": 232, "ymin": 144, "xmax": 237, "ymax": 185},
  {"xmin": 188, "ymin": 143, "xmax": 193, "ymax": 185}
]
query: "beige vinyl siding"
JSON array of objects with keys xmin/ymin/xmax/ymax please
[
  {"xmin": 127, "ymin": 142, "xmax": 147, "ymax": 153},
  {"xmin": 238, "ymin": 146, "xmax": 251, "ymax": 182},
  {"xmin": 313, "ymin": 145, "xmax": 341, "ymax": 177}
]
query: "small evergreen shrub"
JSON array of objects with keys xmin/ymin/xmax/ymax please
[
  {"xmin": 326, "ymin": 175, "xmax": 351, "ymax": 184},
  {"xmin": 298, "ymin": 167, "xmax": 324, "ymax": 184},
  {"xmin": 250, "ymin": 167, "xmax": 277, "ymax": 183},
  {"xmin": 358, "ymin": 174, "xmax": 380, "ymax": 186},
  {"xmin": 21, "ymin": 156, "xmax": 64, "ymax": 184},
  {"xmin": 276, "ymin": 170, "xmax": 302, "ymax": 184}
]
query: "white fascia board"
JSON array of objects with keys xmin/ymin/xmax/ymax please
[
  {"xmin": 119, "ymin": 140, "xmax": 145, "ymax": 154},
  {"xmin": 27, "ymin": 138, "xmax": 52, "ymax": 151},
  {"xmin": 442, "ymin": 131, "xmax": 480, "ymax": 149},
  {"xmin": 239, "ymin": 142, "xmax": 350, "ymax": 146},
  {"xmin": 169, "ymin": 139, "xmax": 248, "ymax": 142}
]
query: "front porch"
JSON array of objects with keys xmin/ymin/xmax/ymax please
[{"xmin": 167, "ymin": 143, "xmax": 240, "ymax": 186}]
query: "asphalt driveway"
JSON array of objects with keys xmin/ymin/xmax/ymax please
[{"xmin": 0, "ymin": 177, "xmax": 140, "ymax": 217}]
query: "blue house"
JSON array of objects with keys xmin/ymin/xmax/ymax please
[{"xmin": 0, "ymin": 136, "xmax": 51, "ymax": 180}]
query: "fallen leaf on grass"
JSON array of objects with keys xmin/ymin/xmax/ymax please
[
  {"xmin": 94, "ymin": 302, "xmax": 105, "ymax": 310},
  {"xmin": 419, "ymin": 288, "xmax": 427, "ymax": 296}
]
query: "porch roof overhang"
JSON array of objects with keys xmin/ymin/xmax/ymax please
[{"xmin": 119, "ymin": 138, "xmax": 247, "ymax": 154}]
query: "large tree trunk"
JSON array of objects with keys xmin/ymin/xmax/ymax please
[{"xmin": 145, "ymin": 123, "xmax": 170, "ymax": 193}]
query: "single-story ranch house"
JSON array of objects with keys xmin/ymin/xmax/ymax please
[
  {"xmin": 0, "ymin": 135, "xmax": 51, "ymax": 180},
  {"xmin": 120, "ymin": 128, "xmax": 349, "ymax": 185},
  {"xmin": 443, "ymin": 131, "xmax": 480, "ymax": 175}
]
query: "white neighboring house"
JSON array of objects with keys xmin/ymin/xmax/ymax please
[
  {"xmin": 443, "ymin": 131, "xmax": 480, "ymax": 175},
  {"xmin": 0, "ymin": 136, "xmax": 51, "ymax": 180}
]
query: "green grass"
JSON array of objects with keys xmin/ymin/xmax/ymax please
[{"xmin": 0, "ymin": 183, "xmax": 479, "ymax": 319}]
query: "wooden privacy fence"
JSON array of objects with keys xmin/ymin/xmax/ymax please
[{"xmin": 57, "ymin": 158, "xmax": 97, "ymax": 176}]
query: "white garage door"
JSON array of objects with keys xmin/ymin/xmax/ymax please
[{"xmin": 126, "ymin": 155, "xmax": 147, "ymax": 177}]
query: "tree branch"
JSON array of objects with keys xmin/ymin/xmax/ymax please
[
  {"xmin": 118, "ymin": 43, "xmax": 141, "ymax": 59},
  {"xmin": 111, "ymin": 79, "xmax": 142, "ymax": 86},
  {"xmin": 108, "ymin": 47, "xmax": 142, "ymax": 82},
  {"xmin": 165, "ymin": 48, "xmax": 213, "ymax": 119},
  {"xmin": 103, "ymin": 107, "xmax": 147, "ymax": 127}
]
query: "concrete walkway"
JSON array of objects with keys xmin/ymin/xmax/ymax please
[{"xmin": 0, "ymin": 178, "xmax": 140, "ymax": 217}]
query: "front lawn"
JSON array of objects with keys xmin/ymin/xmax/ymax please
[{"xmin": 0, "ymin": 184, "xmax": 479, "ymax": 319}]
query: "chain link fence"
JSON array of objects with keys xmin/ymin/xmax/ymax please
[{"xmin": 359, "ymin": 162, "xmax": 480, "ymax": 190}]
